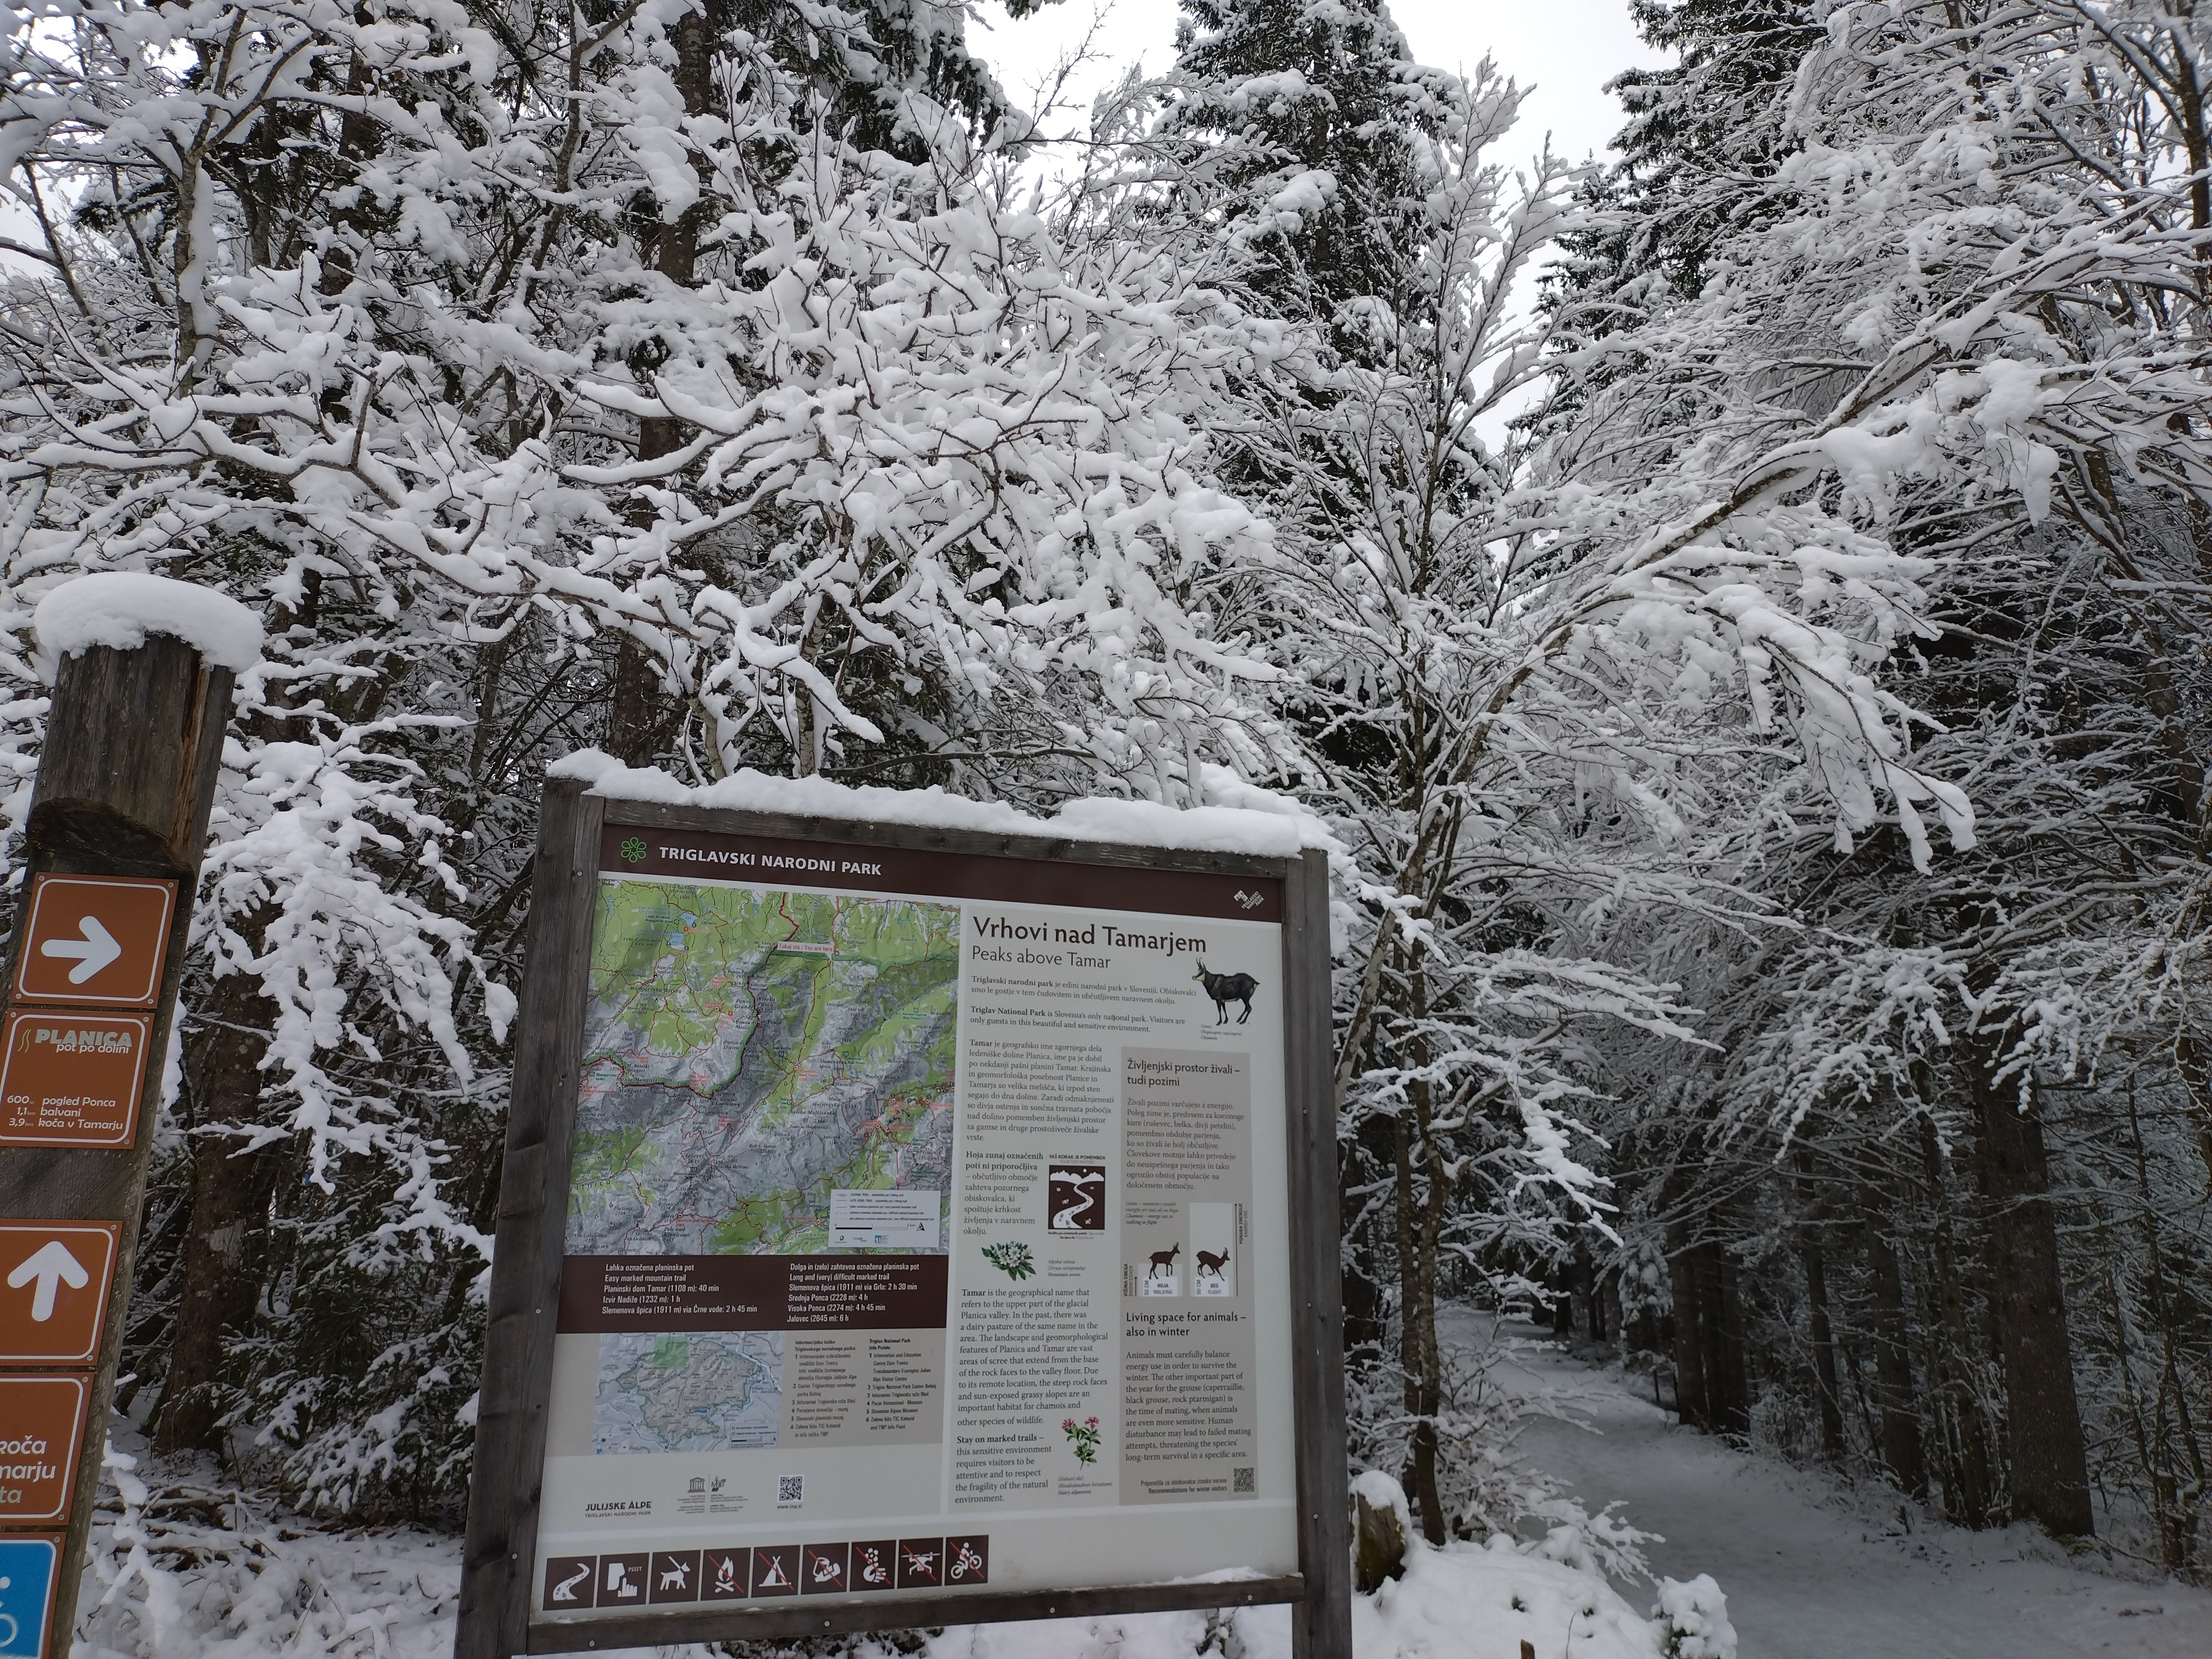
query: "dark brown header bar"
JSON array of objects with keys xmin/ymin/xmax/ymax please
[
  {"xmin": 559, "ymin": 1255, "xmax": 949, "ymax": 1333},
  {"xmin": 597, "ymin": 823, "xmax": 1282, "ymax": 925}
]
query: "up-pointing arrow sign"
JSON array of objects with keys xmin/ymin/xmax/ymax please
[
  {"xmin": 0, "ymin": 1224, "xmax": 117, "ymax": 1366},
  {"xmin": 37, "ymin": 917, "xmax": 120, "ymax": 985},
  {"xmin": 6, "ymin": 1241, "xmax": 86, "ymax": 1322}
]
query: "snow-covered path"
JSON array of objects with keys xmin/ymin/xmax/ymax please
[{"xmin": 1446, "ymin": 1313, "xmax": 2212, "ymax": 1659}]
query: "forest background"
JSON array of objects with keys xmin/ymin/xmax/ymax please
[{"xmin": 0, "ymin": 0, "xmax": 2208, "ymax": 1618}]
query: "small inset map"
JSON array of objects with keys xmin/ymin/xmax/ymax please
[{"xmin": 593, "ymin": 1332, "xmax": 785, "ymax": 1454}]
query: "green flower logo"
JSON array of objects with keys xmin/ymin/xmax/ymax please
[{"xmin": 619, "ymin": 836, "xmax": 648, "ymax": 864}]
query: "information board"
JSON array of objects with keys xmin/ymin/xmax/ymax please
[{"xmin": 455, "ymin": 787, "xmax": 1347, "ymax": 1658}]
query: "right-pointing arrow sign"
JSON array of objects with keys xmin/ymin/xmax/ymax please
[
  {"xmin": 38, "ymin": 915, "xmax": 121, "ymax": 984},
  {"xmin": 7, "ymin": 1241, "xmax": 87, "ymax": 1323}
]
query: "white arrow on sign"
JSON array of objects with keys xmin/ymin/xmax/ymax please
[
  {"xmin": 39, "ymin": 915, "xmax": 121, "ymax": 984},
  {"xmin": 7, "ymin": 1239, "xmax": 88, "ymax": 1321}
]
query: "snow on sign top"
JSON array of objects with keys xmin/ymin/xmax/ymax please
[
  {"xmin": 549, "ymin": 749, "xmax": 1335, "ymax": 858},
  {"xmin": 33, "ymin": 573, "xmax": 264, "ymax": 675}
]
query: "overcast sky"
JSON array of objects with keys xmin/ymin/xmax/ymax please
[{"xmin": 978, "ymin": 0, "xmax": 1665, "ymax": 168}]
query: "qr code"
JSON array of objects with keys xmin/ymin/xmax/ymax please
[
  {"xmin": 1232, "ymin": 1467, "xmax": 1255, "ymax": 1494},
  {"xmin": 776, "ymin": 1474, "xmax": 804, "ymax": 1506}
]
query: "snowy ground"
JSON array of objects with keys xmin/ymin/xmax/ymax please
[
  {"xmin": 1446, "ymin": 1310, "xmax": 2212, "ymax": 1659},
  {"xmin": 78, "ymin": 1337, "xmax": 2212, "ymax": 1659},
  {"xmin": 72, "ymin": 1431, "xmax": 1682, "ymax": 1659},
  {"xmin": 69, "ymin": 1482, "xmax": 1676, "ymax": 1659}
]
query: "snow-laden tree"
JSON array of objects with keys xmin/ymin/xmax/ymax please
[
  {"xmin": 0, "ymin": 0, "xmax": 1286, "ymax": 1519},
  {"xmin": 1547, "ymin": 0, "xmax": 2212, "ymax": 1562},
  {"xmin": 0, "ymin": 0, "xmax": 559, "ymax": 1494},
  {"xmin": 1578, "ymin": 0, "xmax": 1823, "ymax": 294},
  {"xmin": 560, "ymin": 50, "xmax": 1294, "ymax": 800},
  {"xmin": 1167, "ymin": 36, "xmax": 1982, "ymax": 1537},
  {"xmin": 1158, "ymin": 0, "xmax": 1462, "ymax": 326}
]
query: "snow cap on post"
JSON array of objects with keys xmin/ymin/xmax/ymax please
[{"xmin": 32, "ymin": 573, "xmax": 264, "ymax": 680}]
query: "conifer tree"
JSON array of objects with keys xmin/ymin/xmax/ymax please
[
  {"xmin": 1603, "ymin": 1, "xmax": 1820, "ymax": 289},
  {"xmin": 1162, "ymin": 0, "xmax": 1462, "ymax": 322}
]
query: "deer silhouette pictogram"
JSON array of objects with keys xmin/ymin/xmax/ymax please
[
  {"xmin": 1148, "ymin": 1242, "xmax": 1181, "ymax": 1280},
  {"xmin": 1192, "ymin": 963, "xmax": 1259, "ymax": 1024},
  {"xmin": 1196, "ymin": 1246, "xmax": 1230, "ymax": 1280}
]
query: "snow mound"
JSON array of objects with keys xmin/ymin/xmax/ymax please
[
  {"xmin": 550, "ymin": 748, "xmax": 1338, "ymax": 857},
  {"xmin": 864, "ymin": 1604, "xmax": 1288, "ymax": 1659},
  {"xmin": 1355, "ymin": 1533, "xmax": 1669, "ymax": 1659},
  {"xmin": 77, "ymin": 1446, "xmax": 457, "ymax": 1659},
  {"xmin": 1651, "ymin": 1573, "xmax": 1737, "ymax": 1659},
  {"xmin": 34, "ymin": 573, "xmax": 263, "ymax": 675}
]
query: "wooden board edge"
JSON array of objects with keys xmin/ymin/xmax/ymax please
[
  {"xmin": 1283, "ymin": 848, "xmax": 1350, "ymax": 1659},
  {"xmin": 457, "ymin": 781, "xmax": 606, "ymax": 1659},
  {"xmin": 524, "ymin": 1574, "xmax": 1308, "ymax": 1652},
  {"xmin": 591, "ymin": 797, "xmax": 1296, "ymax": 879}
]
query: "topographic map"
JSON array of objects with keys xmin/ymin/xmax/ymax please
[
  {"xmin": 593, "ymin": 1332, "xmax": 785, "ymax": 1453},
  {"xmin": 566, "ymin": 879, "xmax": 958, "ymax": 1256}
]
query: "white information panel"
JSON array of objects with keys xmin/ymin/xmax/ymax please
[{"xmin": 529, "ymin": 822, "xmax": 1297, "ymax": 1624}]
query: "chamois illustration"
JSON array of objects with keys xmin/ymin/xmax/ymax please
[
  {"xmin": 1192, "ymin": 962, "xmax": 1259, "ymax": 1024},
  {"xmin": 1196, "ymin": 1247, "xmax": 1230, "ymax": 1280},
  {"xmin": 1149, "ymin": 1242, "xmax": 1181, "ymax": 1280}
]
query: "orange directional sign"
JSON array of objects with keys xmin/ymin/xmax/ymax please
[
  {"xmin": 0, "ymin": 1376, "xmax": 86, "ymax": 1524},
  {"xmin": 0, "ymin": 1013, "xmax": 151, "ymax": 1149},
  {"xmin": 0, "ymin": 1225, "xmax": 117, "ymax": 1368},
  {"xmin": 12, "ymin": 876, "xmax": 172, "ymax": 1008}
]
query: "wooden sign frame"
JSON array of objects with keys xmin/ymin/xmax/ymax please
[{"xmin": 455, "ymin": 780, "xmax": 1348, "ymax": 1658}]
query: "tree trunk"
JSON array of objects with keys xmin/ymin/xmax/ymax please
[
  {"xmin": 1668, "ymin": 1227, "xmax": 1749, "ymax": 1435},
  {"xmin": 1862, "ymin": 1212, "xmax": 1928, "ymax": 1498},
  {"xmin": 1973, "ymin": 1065, "xmax": 2094, "ymax": 1537},
  {"xmin": 1667, "ymin": 1222, "xmax": 1708, "ymax": 1427},
  {"xmin": 1800, "ymin": 1225, "xmax": 1848, "ymax": 1467},
  {"xmin": 1392, "ymin": 1102, "xmax": 1444, "ymax": 1543},
  {"xmin": 1339, "ymin": 1108, "xmax": 1395, "ymax": 1361},
  {"xmin": 1574, "ymin": 1240, "xmax": 1602, "ymax": 1342},
  {"xmin": 1914, "ymin": 1104, "xmax": 1997, "ymax": 1526},
  {"xmin": 152, "ymin": 968, "xmax": 286, "ymax": 1454},
  {"xmin": 1706, "ymin": 1243, "xmax": 1750, "ymax": 1435},
  {"xmin": 155, "ymin": 588, "xmax": 315, "ymax": 1457},
  {"xmin": 608, "ymin": 0, "xmax": 726, "ymax": 763}
]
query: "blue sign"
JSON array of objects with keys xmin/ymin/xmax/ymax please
[{"xmin": 0, "ymin": 1536, "xmax": 55, "ymax": 1657}]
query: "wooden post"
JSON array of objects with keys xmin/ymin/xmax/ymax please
[
  {"xmin": 0, "ymin": 636, "xmax": 230, "ymax": 1653},
  {"xmin": 456, "ymin": 779, "xmax": 602, "ymax": 1659},
  {"xmin": 1284, "ymin": 848, "xmax": 1350, "ymax": 1659}
]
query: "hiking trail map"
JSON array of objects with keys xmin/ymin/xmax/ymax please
[
  {"xmin": 454, "ymin": 795, "xmax": 1345, "ymax": 1659},
  {"xmin": 567, "ymin": 881, "xmax": 959, "ymax": 1258}
]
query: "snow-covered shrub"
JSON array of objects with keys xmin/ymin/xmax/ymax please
[
  {"xmin": 77, "ymin": 1440, "xmax": 461, "ymax": 1659},
  {"xmin": 1650, "ymin": 1575, "xmax": 1737, "ymax": 1659},
  {"xmin": 1353, "ymin": 1531, "xmax": 1666, "ymax": 1659}
]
